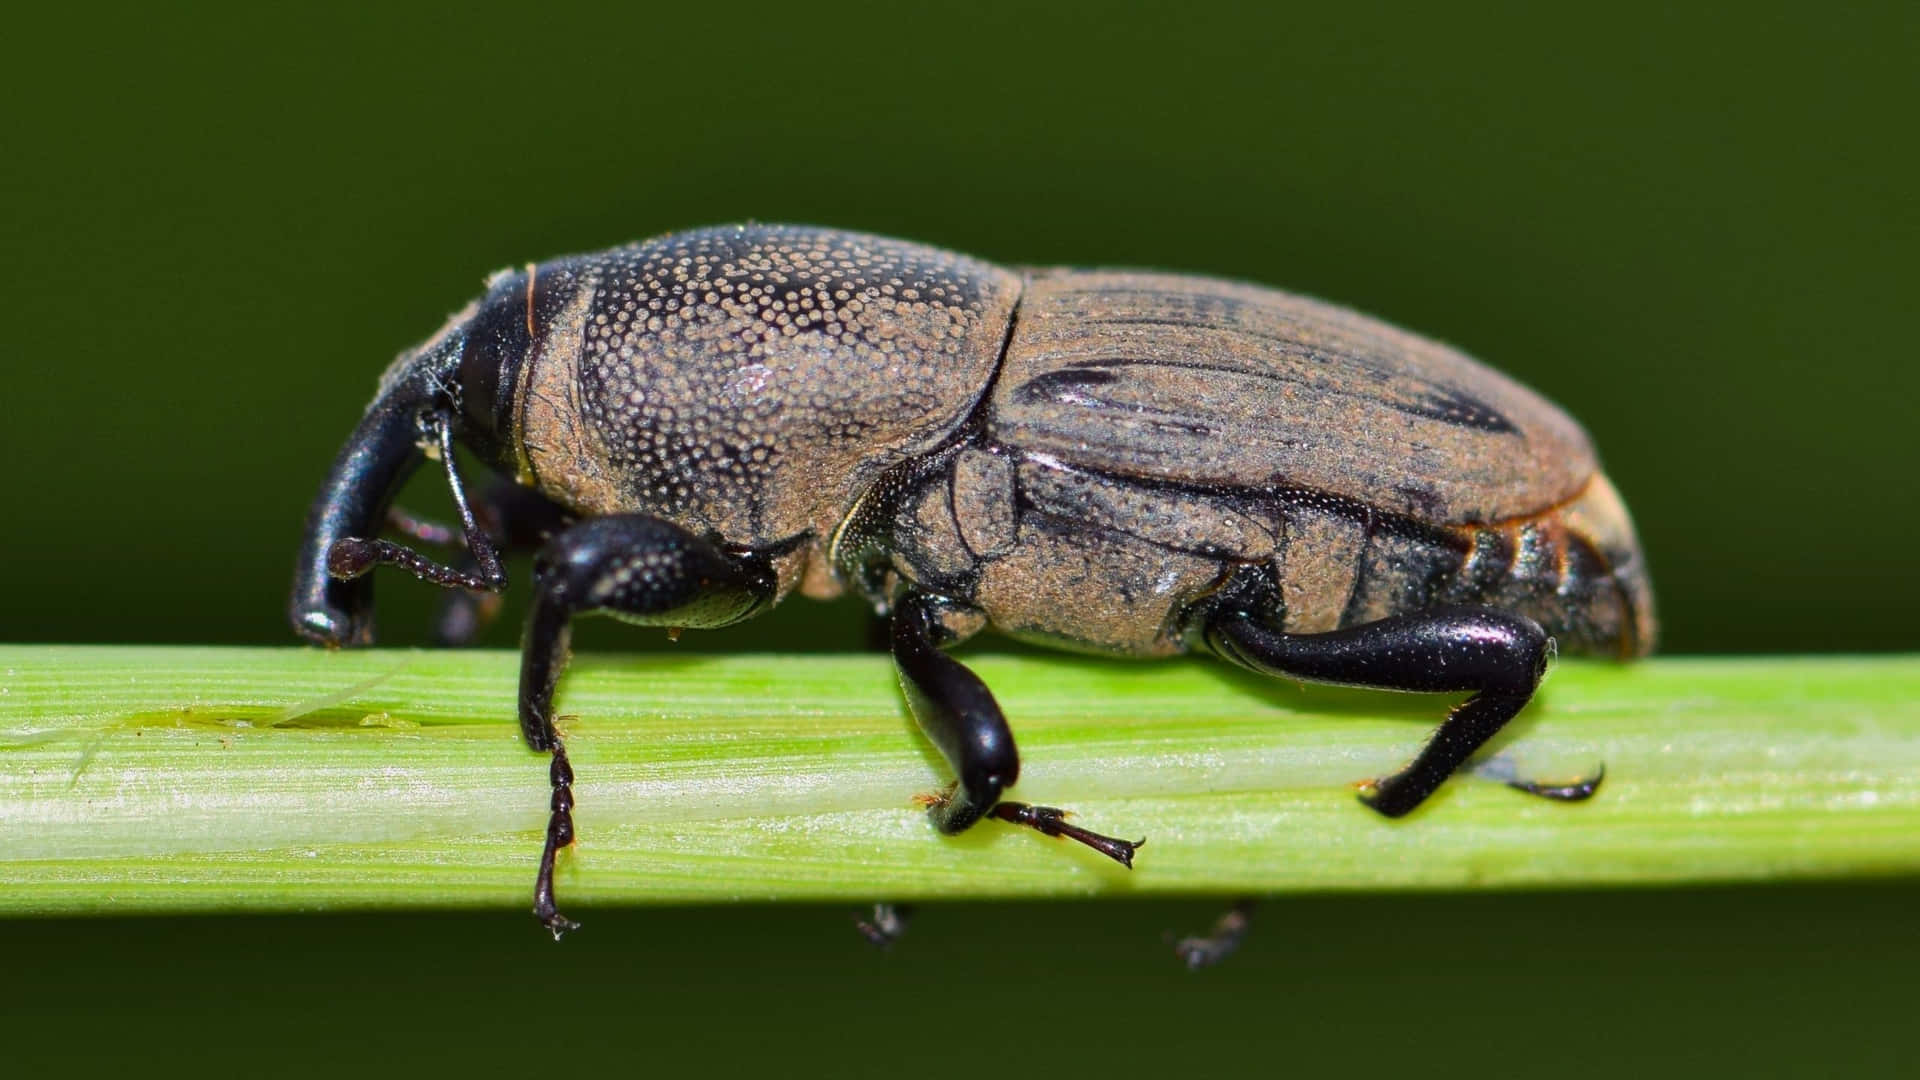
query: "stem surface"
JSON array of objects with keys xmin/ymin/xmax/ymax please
[{"xmin": 2, "ymin": 646, "xmax": 1915, "ymax": 915}]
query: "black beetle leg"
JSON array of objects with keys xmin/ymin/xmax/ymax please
[
  {"xmin": 517, "ymin": 514, "xmax": 778, "ymax": 938},
  {"xmin": 378, "ymin": 503, "xmax": 501, "ymax": 644},
  {"xmin": 381, "ymin": 479, "xmax": 576, "ymax": 646},
  {"xmin": 327, "ymin": 410, "xmax": 509, "ymax": 595},
  {"xmin": 891, "ymin": 592, "xmax": 1141, "ymax": 867},
  {"xmin": 1205, "ymin": 604, "xmax": 1554, "ymax": 817}
]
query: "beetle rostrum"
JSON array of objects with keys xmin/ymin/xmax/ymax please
[{"xmin": 291, "ymin": 224, "xmax": 1655, "ymax": 937}]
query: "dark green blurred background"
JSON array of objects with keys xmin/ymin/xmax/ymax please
[{"xmin": 4, "ymin": 3, "xmax": 1914, "ymax": 1076}]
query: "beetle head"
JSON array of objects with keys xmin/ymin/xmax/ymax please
[
  {"xmin": 291, "ymin": 266, "xmax": 579, "ymax": 646},
  {"xmin": 289, "ymin": 308, "xmax": 473, "ymax": 647}
]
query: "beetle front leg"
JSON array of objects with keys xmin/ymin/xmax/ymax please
[
  {"xmin": 517, "ymin": 514, "xmax": 778, "ymax": 937},
  {"xmin": 383, "ymin": 478, "xmax": 575, "ymax": 645},
  {"xmin": 891, "ymin": 593, "xmax": 1141, "ymax": 867},
  {"xmin": 1205, "ymin": 605, "xmax": 1556, "ymax": 816}
]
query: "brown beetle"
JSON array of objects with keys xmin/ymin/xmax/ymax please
[{"xmin": 291, "ymin": 224, "xmax": 1654, "ymax": 936}]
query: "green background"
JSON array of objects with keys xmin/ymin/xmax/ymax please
[{"xmin": 3, "ymin": 2, "xmax": 1914, "ymax": 1076}]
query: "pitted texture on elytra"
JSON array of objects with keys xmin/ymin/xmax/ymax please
[{"xmin": 532, "ymin": 225, "xmax": 1018, "ymax": 548}]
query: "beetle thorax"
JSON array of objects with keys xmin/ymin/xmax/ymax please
[{"xmin": 513, "ymin": 226, "xmax": 1021, "ymax": 572}]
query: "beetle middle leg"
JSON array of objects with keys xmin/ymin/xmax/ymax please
[
  {"xmin": 891, "ymin": 592, "xmax": 1141, "ymax": 866},
  {"xmin": 1205, "ymin": 604, "xmax": 1553, "ymax": 817},
  {"xmin": 517, "ymin": 514, "xmax": 780, "ymax": 936}
]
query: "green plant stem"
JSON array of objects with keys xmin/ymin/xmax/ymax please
[{"xmin": 1, "ymin": 646, "xmax": 1915, "ymax": 916}]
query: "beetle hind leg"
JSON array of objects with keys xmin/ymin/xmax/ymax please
[
  {"xmin": 891, "ymin": 593, "xmax": 1141, "ymax": 867},
  {"xmin": 1204, "ymin": 604, "xmax": 1552, "ymax": 817}
]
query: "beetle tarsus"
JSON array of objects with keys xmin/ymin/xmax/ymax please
[
  {"xmin": 1506, "ymin": 762, "xmax": 1605, "ymax": 802},
  {"xmin": 1172, "ymin": 899, "xmax": 1254, "ymax": 970},
  {"xmin": 1469, "ymin": 752, "xmax": 1606, "ymax": 801},
  {"xmin": 989, "ymin": 802, "xmax": 1143, "ymax": 868},
  {"xmin": 392, "ymin": 481, "xmax": 574, "ymax": 645},
  {"xmin": 533, "ymin": 743, "xmax": 580, "ymax": 939}
]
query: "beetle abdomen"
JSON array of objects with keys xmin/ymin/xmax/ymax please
[
  {"xmin": 1275, "ymin": 477, "xmax": 1653, "ymax": 657},
  {"xmin": 867, "ymin": 450, "xmax": 1650, "ymax": 660}
]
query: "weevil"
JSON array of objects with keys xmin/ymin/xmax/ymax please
[{"xmin": 291, "ymin": 224, "xmax": 1654, "ymax": 937}]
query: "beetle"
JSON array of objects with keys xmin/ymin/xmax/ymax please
[{"xmin": 291, "ymin": 223, "xmax": 1655, "ymax": 937}]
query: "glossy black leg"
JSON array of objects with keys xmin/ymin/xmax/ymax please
[
  {"xmin": 891, "ymin": 593, "xmax": 1139, "ymax": 866},
  {"xmin": 890, "ymin": 593, "xmax": 1016, "ymax": 834},
  {"xmin": 1206, "ymin": 605, "xmax": 1552, "ymax": 818},
  {"xmin": 516, "ymin": 514, "xmax": 778, "ymax": 937},
  {"xmin": 532, "ymin": 743, "xmax": 578, "ymax": 938},
  {"xmin": 384, "ymin": 479, "xmax": 575, "ymax": 645},
  {"xmin": 378, "ymin": 504, "xmax": 504, "ymax": 645},
  {"xmin": 987, "ymin": 803, "xmax": 1143, "ymax": 868}
]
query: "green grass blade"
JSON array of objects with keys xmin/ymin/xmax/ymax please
[{"xmin": 1, "ymin": 646, "xmax": 1915, "ymax": 916}]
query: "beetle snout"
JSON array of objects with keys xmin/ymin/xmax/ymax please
[
  {"xmin": 292, "ymin": 554, "xmax": 379, "ymax": 648},
  {"xmin": 289, "ymin": 366, "xmax": 444, "ymax": 649},
  {"xmin": 293, "ymin": 602, "xmax": 370, "ymax": 649}
]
